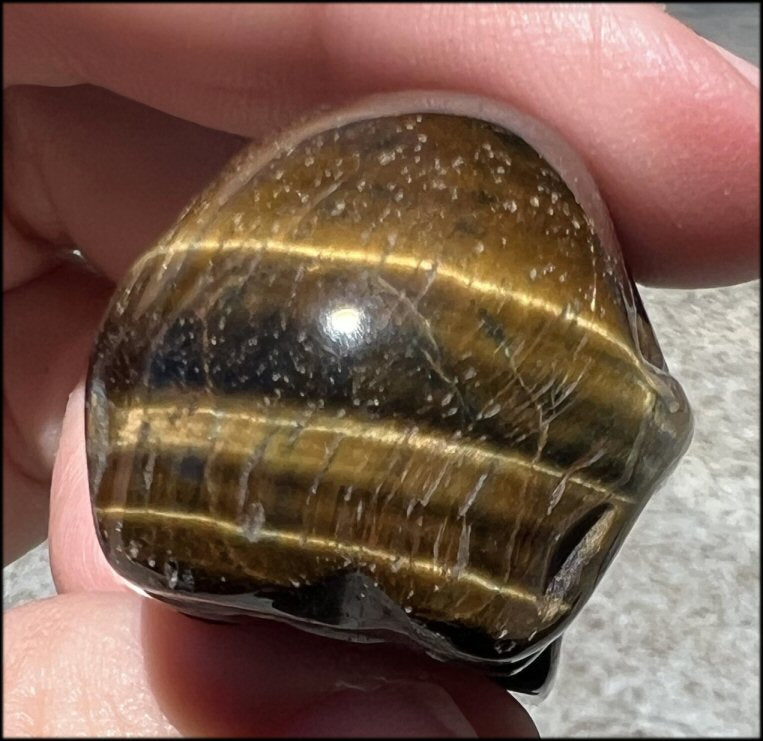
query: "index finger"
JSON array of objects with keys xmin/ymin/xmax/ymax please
[{"xmin": 3, "ymin": 2, "xmax": 759, "ymax": 286}]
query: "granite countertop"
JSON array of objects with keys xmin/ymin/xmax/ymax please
[
  {"xmin": 4, "ymin": 3, "xmax": 759, "ymax": 737},
  {"xmin": 526, "ymin": 280, "xmax": 760, "ymax": 736}
]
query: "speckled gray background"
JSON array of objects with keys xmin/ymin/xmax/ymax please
[{"xmin": 3, "ymin": 3, "xmax": 760, "ymax": 737}]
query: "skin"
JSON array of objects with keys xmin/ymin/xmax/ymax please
[{"xmin": 2, "ymin": 3, "xmax": 759, "ymax": 736}]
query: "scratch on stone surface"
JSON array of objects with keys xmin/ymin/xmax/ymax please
[
  {"xmin": 458, "ymin": 468, "xmax": 492, "ymax": 518},
  {"xmin": 368, "ymin": 428, "xmax": 416, "ymax": 546},
  {"xmin": 375, "ymin": 275, "xmax": 454, "ymax": 392},
  {"xmin": 420, "ymin": 347, "xmax": 458, "ymax": 390},
  {"xmin": 544, "ymin": 357, "xmax": 592, "ymax": 422},
  {"xmin": 139, "ymin": 256, "xmax": 212, "ymax": 383},
  {"xmin": 547, "ymin": 445, "xmax": 607, "ymax": 515},
  {"xmin": 526, "ymin": 376, "xmax": 558, "ymax": 406},
  {"xmin": 503, "ymin": 511, "xmax": 523, "ymax": 583},
  {"xmin": 383, "ymin": 452, "xmax": 416, "ymax": 510},
  {"xmin": 411, "ymin": 259, "xmax": 440, "ymax": 310},
  {"xmin": 241, "ymin": 500, "xmax": 266, "ymax": 542},
  {"xmin": 509, "ymin": 316, "xmax": 555, "ymax": 367},
  {"xmin": 570, "ymin": 333, "xmax": 589, "ymax": 360},
  {"xmin": 432, "ymin": 517, "xmax": 449, "ymax": 566},
  {"xmin": 203, "ymin": 406, "xmax": 227, "ymax": 515},
  {"xmin": 308, "ymin": 435, "xmax": 344, "ymax": 497},
  {"xmin": 303, "ymin": 434, "xmax": 344, "ymax": 542},
  {"xmin": 136, "ymin": 418, "xmax": 154, "ymax": 507},
  {"xmin": 300, "ymin": 179, "xmax": 343, "ymax": 219},
  {"xmin": 409, "ymin": 515, "xmax": 424, "ymax": 567},
  {"xmin": 476, "ymin": 372, "xmax": 521, "ymax": 421},
  {"xmin": 453, "ymin": 519, "xmax": 472, "ymax": 578},
  {"xmin": 142, "ymin": 450, "xmax": 157, "ymax": 494},
  {"xmin": 613, "ymin": 392, "xmax": 656, "ymax": 489},
  {"xmin": 333, "ymin": 484, "xmax": 354, "ymax": 540},
  {"xmin": 476, "ymin": 308, "xmax": 565, "ymax": 445},
  {"xmin": 236, "ymin": 425, "xmax": 278, "ymax": 515},
  {"xmin": 287, "ymin": 403, "xmax": 318, "ymax": 447},
  {"xmin": 282, "ymin": 264, "xmax": 307, "ymax": 331},
  {"xmin": 421, "ymin": 454, "xmax": 455, "ymax": 508}
]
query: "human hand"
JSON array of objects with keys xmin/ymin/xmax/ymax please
[{"xmin": 4, "ymin": 3, "xmax": 759, "ymax": 736}]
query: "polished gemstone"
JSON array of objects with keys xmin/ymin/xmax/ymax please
[{"xmin": 86, "ymin": 93, "xmax": 693, "ymax": 694}]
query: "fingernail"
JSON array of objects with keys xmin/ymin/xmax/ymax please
[
  {"xmin": 284, "ymin": 681, "xmax": 477, "ymax": 737},
  {"xmin": 704, "ymin": 39, "xmax": 760, "ymax": 88}
]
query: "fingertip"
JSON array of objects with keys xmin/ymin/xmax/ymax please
[
  {"xmin": 280, "ymin": 683, "xmax": 479, "ymax": 737},
  {"xmin": 49, "ymin": 380, "xmax": 126, "ymax": 593},
  {"xmin": 3, "ymin": 592, "xmax": 179, "ymax": 737},
  {"xmin": 4, "ymin": 591, "xmax": 538, "ymax": 737},
  {"xmin": 704, "ymin": 39, "xmax": 760, "ymax": 88},
  {"xmin": 143, "ymin": 599, "xmax": 538, "ymax": 737},
  {"xmin": 5, "ymin": 3, "xmax": 759, "ymax": 286}
]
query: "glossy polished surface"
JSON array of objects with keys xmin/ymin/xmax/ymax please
[{"xmin": 86, "ymin": 99, "xmax": 693, "ymax": 692}]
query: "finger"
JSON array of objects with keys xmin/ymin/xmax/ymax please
[
  {"xmin": 50, "ymin": 381, "xmax": 125, "ymax": 593},
  {"xmin": 4, "ymin": 84, "xmax": 245, "ymax": 287},
  {"xmin": 4, "ymin": 591, "xmax": 538, "ymax": 737},
  {"xmin": 4, "ymin": 2, "xmax": 759, "ymax": 286},
  {"xmin": 3, "ymin": 262, "xmax": 113, "ymax": 562},
  {"xmin": 3, "ymin": 86, "xmax": 245, "ymax": 559},
  {"xmin": 3, "ymin": 593, "xmax": 177, "ymax": 737}
]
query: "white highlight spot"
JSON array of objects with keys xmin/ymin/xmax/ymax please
[{"xmin": 325, "ymin": 306, "xmax": 362, "ymax": 339}]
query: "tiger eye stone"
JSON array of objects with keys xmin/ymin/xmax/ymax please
[{"xmin": 86, "ymin": 94, "xmax": 692, "ymax": 694}]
